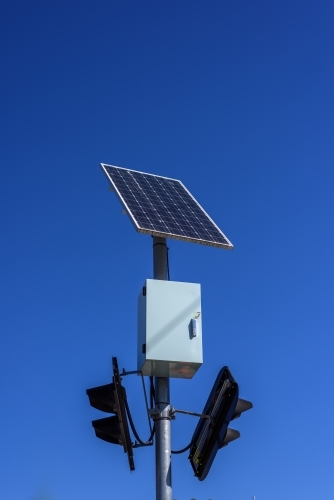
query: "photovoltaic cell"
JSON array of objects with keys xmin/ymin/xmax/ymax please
[{"xmin": 100, "ymin": 164, "xmax": 233, "ymax": 249}]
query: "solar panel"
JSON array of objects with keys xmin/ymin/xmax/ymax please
[{"xmin": 100, "ymin": 164, "xmax": 233, "ymax": 249}]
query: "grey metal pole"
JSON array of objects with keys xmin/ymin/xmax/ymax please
[{"xmin": 153, "ymin": 236, "xmax": 172, "ymax": 500}]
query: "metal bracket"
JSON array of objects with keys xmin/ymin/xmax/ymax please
[
  {"xmin": 148, "ymin": 407, "xmax": 175, "ymax": 421},
  {"xmin": 169, "ymin": 406, "xmax": 210, "ymax": 420},
  {"xmin": 132, "ymin": 440, "xmax": 154, "ymax": 449},
  {"xmin": 148, "ymin": 406, "xmax": 209, "ymax": 421},
  {"xmin": 148, "ymin": 408, "xmax": 161, "ymax": 418}
]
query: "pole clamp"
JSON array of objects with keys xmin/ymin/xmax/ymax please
[{"xmin": 148, "ymin": 407, "xmax": 175, "ymax": 421}]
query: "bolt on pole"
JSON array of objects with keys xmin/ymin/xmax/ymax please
[{"xmin": 153, "ymin": 236, "xmax": 172, "ymax": 500}]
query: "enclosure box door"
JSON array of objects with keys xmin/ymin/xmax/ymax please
[{"xmin": 137, "ymin": 279, "xmax": 203, "ymax": 379}]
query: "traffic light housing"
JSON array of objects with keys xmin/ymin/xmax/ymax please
[
  {"xmin": 188, "ymin": 366, "xmax": 252, "ymax": 481},
  {"xmin": 86, "ymin": 357, "xmax": 135, "ymax": 471}
]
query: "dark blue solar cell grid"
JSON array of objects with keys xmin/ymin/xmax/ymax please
[{"xmin": 101, "ymin": 164, "xmax": 233, "ymax": 249}]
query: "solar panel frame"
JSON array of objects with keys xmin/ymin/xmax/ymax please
[{"xmin": 100, "ymin": 163, "xmax": 233, "ymax": 250}]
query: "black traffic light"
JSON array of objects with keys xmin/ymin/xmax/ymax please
[
  {"xmin": 86, "ymin": 357, "xmax": 135, "ymax": 471},
  {"xmin": 188, "ymin": 366, "xmax": 252, "ymax": 481}
]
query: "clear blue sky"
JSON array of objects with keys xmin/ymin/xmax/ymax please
[{"xmin": 1, "ymin": 1, "xmax": 333, "ymax": 499}]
